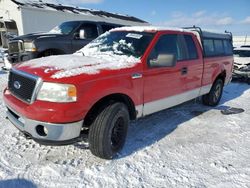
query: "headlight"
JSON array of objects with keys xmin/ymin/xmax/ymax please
[
  {"xmin": 23, "ymin": 42, "xmax": 37, "ymax": 52},
  {"xmin": 37, "ymin": 82, "xmax": 77, "ymax": 102}
]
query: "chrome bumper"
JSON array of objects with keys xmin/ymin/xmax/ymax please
[{"xmin": 6, "ymin": 106, "xmax": 83, "ymax": 142}]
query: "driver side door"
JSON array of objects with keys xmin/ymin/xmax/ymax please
[{"xmin": 143, "ymin": 32, "xmax": 188, "ymax": 115}]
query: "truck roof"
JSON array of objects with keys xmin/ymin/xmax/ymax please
[
  {"xmin": 111, "ymin": 26, "xmax": 189, "ymax": 33},
  {"xmin": 111, "ymin": 26, "xmax": 232, "ymax": 40}
]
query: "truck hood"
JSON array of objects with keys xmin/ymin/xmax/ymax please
[
  {"xmin": 11, "ymin": 32, "xmax": 62, "ymax": 42},
  {"xmin": 16, "ymin": 53, "xmax": 140, "ymax": 80}
]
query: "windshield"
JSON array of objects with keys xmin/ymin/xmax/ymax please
[
  {"xmin": 234, "ymin": 49, "xmax": 250, "ymax": 57},
  {"xmin": 49, "ymin": 21, "xmax": 79, "ymax": 35},
  {"xmin": 80, "ymin": 31, "xmax": 154, "ymax": 58}
]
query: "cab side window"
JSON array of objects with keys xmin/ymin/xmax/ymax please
[
  {"xmin": 148, "ymin": 34, "xmax": 186, "ymax": 68},
  {"xmin": 77, "ymin": 23, "xmax": 98, "ymax": 39}
]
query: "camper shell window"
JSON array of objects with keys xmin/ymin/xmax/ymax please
[
  {"xmin": 202, "ymin": 31, "xmax": 233, "ymax": 57},
  {"xmin": 184, "ymin": 28, "xmax": 233, "ymax": 58},
  {"xmin": 203, "ymin": 38, "xmax": 232, "ymax": 57}
]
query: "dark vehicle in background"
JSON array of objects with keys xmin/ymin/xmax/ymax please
[
  {"xmin": 233, "ymin": 46, "xmax": 250, "ymax": 83},
  {"xmin": 8, "ymin": 21, "xmax": 124, "ymax": 63}
]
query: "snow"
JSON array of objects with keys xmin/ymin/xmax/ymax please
[
  {"xmin": 111, "ymin": 26, "xmax": 185, "ymax": 33},
  {"xmin": 0, "ymin": 65, "xmax": 250, "ymax": 187},
  {"xmin": 20, "ymin": 33, "xmax": 141, "ymax": 79},
  {"xmin": 20, "ymin": 53, "xmax": 140, "ymax": 79},
  {"xmin": 13, "ymin": 0, "xmax": 147, "ymax": 25}
]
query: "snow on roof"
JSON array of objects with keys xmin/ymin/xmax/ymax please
[
  {"xmin": 11, "ymin": 0, "xmax": 147, "ymax": 23},
  {"xmin": 111, "ymin": 26, "xmax": 186, "ymax": 33}
]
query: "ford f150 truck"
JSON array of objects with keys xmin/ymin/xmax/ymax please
[{"xmin": 3, "ymin": 26, "xmax": 233, "ymax": 159}]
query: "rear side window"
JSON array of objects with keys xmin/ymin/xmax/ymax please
[{"xmin": 184, "ymin": 35, "xmax": 198, "ymax": 59}]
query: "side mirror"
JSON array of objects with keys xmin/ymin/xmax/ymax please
[
  {"xmin": 79, "ymin": 29, "xmax": 86, "ymax": 39},
  {"xmin": 149, "ymin": 54, "xmax": 176, "ymax": 67}
]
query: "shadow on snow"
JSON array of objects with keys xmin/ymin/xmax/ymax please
[{"xmin": 117, "ymin": 82, "xmax": 250, "ymax": 158}]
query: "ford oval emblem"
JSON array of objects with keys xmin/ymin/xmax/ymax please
[{"xmin": 14, "ymin": 81, "xmax": 21, "ymax": 89}]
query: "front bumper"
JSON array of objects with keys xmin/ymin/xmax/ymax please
[{"xmin": 6, "ymin": 105, "xmax": 83, "ymax": 143}]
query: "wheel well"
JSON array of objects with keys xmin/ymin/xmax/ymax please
[
  {"xmin": 83, "ymin": 94, "xmax": 137, "ymax": 127},
  {"xmin": 38, "ymin": 49, "xmax": 64, "ymax": 57},
  {"xmin": 216, "ymin": 70, "xmax": 226, "ymax": 84}
]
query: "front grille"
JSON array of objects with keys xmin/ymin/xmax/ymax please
[
  {"xmin": 8, "ymin": 69, "xmax": 40, "ymax": 103},
  {"xmin": 8, "ymin": 41, "xmax": 23, "ymax": 53}
]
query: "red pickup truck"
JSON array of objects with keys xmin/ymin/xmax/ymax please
[{"xmin": 3, "ymin": 26, "xmax": 233, "ymax": 159}]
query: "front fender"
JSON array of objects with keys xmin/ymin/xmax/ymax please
[{"xmin": 77, "ymin": 74, "xmax": 143, "ymax": 118}]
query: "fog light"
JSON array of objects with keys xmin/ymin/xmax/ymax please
[{"xmin": 36, "ymin": 125, "xmax": 48, "ymax": 137}]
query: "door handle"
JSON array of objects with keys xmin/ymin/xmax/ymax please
[
  {"xmin": 181, "ymin": 67, "xmax": 188, "ymax": 75},
  {"xmin": 131, "ymin": 73, "xmax": 142, "ymax": 79}
]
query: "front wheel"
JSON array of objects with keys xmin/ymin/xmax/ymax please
[
  {"xmin": 88, "ymin": 102, "xmax": 129, "ymax": 159},
  {"xmin": 202, "ymin": 79, "xmax": 224, "ymax": 106}
]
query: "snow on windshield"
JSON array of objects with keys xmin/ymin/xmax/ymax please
[{"xmin": 78, "ymin": 31, "xmax": 153, "ymax": 59}]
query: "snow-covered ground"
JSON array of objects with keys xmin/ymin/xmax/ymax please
[{"xmin": 0, "ymin": 67, "xmax": 250, "ymax": 188}]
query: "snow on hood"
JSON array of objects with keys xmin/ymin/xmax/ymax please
[
  {"xmin": 19, "ymin": 53, "xmax": 140, "ymax": 79},
  {"xmin": 234, "ymin": 56, "xmax": 250, "ymax": 65}
]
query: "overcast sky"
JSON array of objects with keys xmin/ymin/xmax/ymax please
[{"xmin": 48, "ymin": 0, "xmax": 250, "ymax": 35}]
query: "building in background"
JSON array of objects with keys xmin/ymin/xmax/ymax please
[{"xmin": 0, "ymin": 0, "xmax": 148, "ymax": 48}]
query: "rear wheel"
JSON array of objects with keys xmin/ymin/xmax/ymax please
[
  {"xmin": 202, "ymin": 79, "xmax": 224, "ymax": 106},
  {"xmin": 88, "ymin": 102, "xmax": 129, "ymax": 159}
]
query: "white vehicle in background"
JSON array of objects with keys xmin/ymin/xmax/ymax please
[{"xmin": 233, "ymin": 47, "xmax": 250, "ymax": 83}]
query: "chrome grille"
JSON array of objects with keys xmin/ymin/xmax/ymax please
[
  {"xmin": 8, "ymin": 40, "xmax": 23, "ymax": 53},
  {"xmin": 8, "ymin": 69, "xmax": 41, "ymax": 103}
]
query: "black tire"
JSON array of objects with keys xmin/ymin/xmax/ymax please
[
  {"xmin": 202, "ymin": 79, "xmax": 224, "ymax": 106},
  {"xmin": 88, "ymin": 102, "xmax": 129, "ymax": 159}
]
